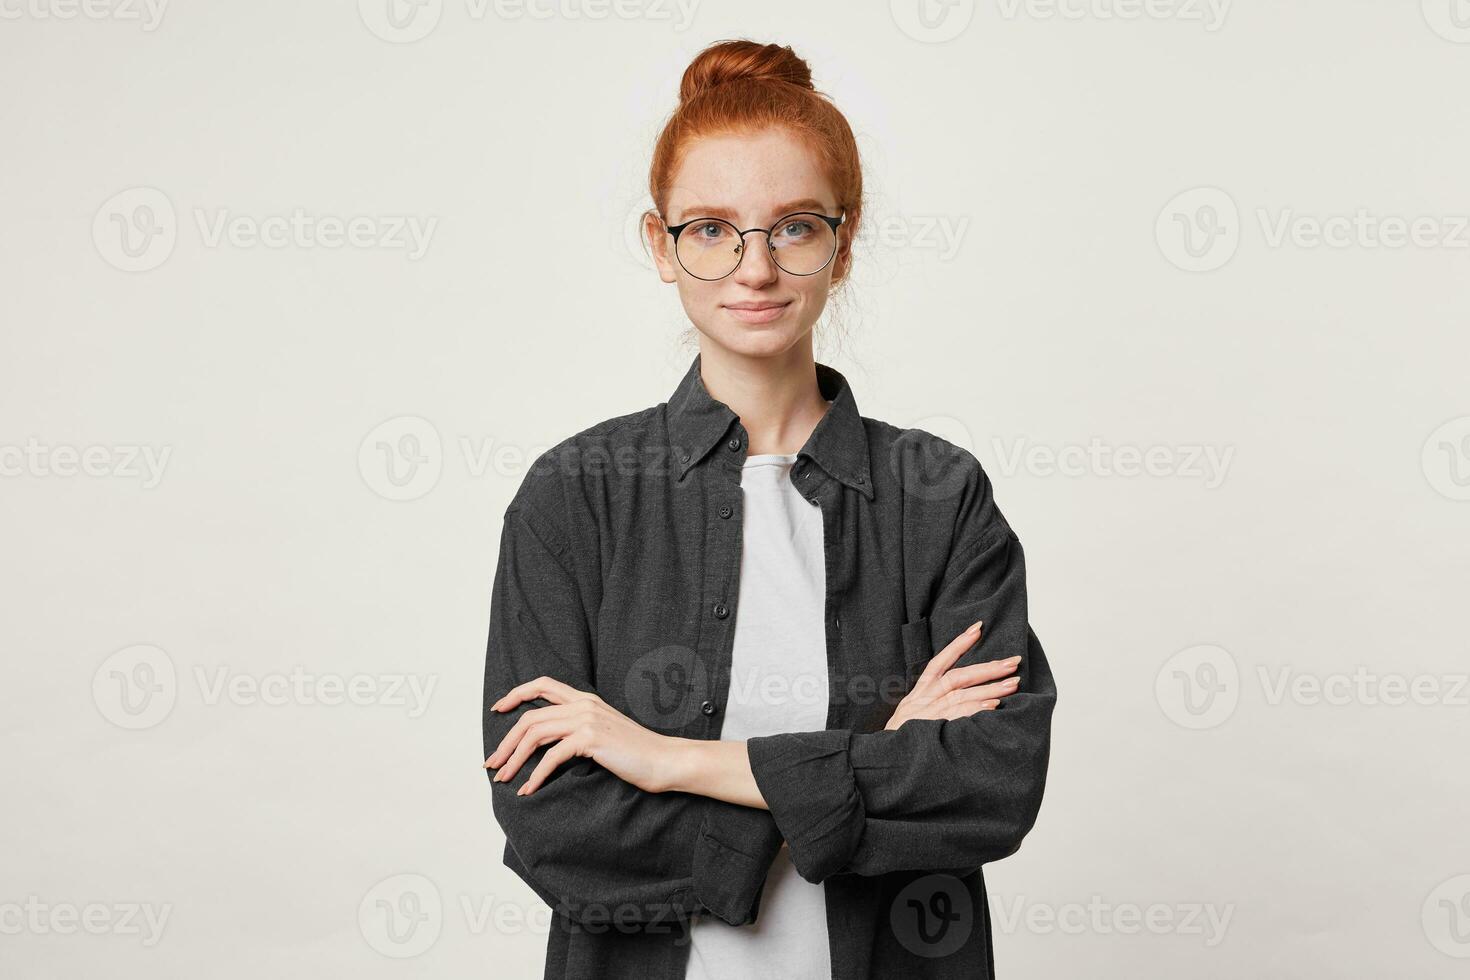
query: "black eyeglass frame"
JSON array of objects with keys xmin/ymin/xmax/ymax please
[{"xmin": 663, "ymin": 211, "xmax": 846, "ymax": 280}]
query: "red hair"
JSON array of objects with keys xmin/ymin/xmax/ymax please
[{"xmin": 645, "ymin": 40, "xmax": 864, "ymax": 291}]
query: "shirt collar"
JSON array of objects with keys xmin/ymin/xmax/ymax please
[{"xmin": 665, "ymin": 351, "xmax": 874, "ymax": 500}]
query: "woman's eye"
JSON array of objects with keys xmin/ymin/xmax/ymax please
[{"xmin": 694, "ymin": 222, "xmax": 726, "ymax": 239}]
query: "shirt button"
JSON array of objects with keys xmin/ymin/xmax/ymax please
[
  {"xmin": 713, "ymin": 601, "xmax": 729, "ymax": 618},
  {"xmin": 679, "ymin": 451, "xmax": 690, "ymax": 463},
  {"xmin": 856, "ymin": 476, "xmax": 865, "ymax": 484},
  {"xmin": 727, "ymin": 437, "xmax": 741, "ymax": 452},
  {"xmin": 719, "ymin": 504, "xmax": 733, "ymax": 519},
  {"xmin": 700, "ymin": 700, "xmax": 717, "ymax": 716},
  {"xmin": 808, "ymin": 497, "xmax": 819, "ymax": 506}
]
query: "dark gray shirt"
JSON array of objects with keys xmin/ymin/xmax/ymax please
[{"xmin": 482, "ymin": 352, "xmax": 1058, "ymax": 979}]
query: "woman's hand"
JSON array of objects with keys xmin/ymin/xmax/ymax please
[
  {"xmin": 485, "ymin": 677, "xmax": 678, "ymax": 796},
  {"xmin": 885, "ymin": 620, "xmax": 1022, "ymax": 731}
]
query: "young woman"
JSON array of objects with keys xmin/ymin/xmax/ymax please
[{"xmin": 483, "ymin": 39, "xmax": 1057, "ymax": 980}]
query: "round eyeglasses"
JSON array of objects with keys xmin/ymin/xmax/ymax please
[{"xmin": 664, "ymin": 211, "xmax": 845, "ymax": 281}]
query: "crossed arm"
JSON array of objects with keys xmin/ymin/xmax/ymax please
[{"xmin": 482, "ymin": 474, "xmax": 1056, "ymax": 925}]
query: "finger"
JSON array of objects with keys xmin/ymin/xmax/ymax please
[
  {"xmin": 943, "ymin": 675, "xmax": 1020, "ymax": 705},
  {"xmin": 487, "ymin": 703, "xmax": 572, "ymax": 769},
  {"xmin": 520, "ymin": 739, "xmax": 580, "ymax": 796},
  {"xmin": 491, "ymin": 676, "xmax": 596, "ymax": 713},
  {"xmin": 938, "ymin": 697, "xmax": 1002, "ymax": 720},
  {"xmin": 495, "ymin": 718, "xmax": 571, "ymax": 784},
  {"xmin": 915, "ymin": 620, "xmax": 983, "ymax": 685},
  {"xmin": 939, "ymin": 655, "xmax": 1021, "ymax": 693}
]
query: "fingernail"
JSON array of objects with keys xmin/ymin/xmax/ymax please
[
  {"xmin": 1006, "ymin": 656, "xmax": 1021, "ymax": 665},
  {"xmin": 967, "ymin": 620, "xmax": 983, "ymax": 634}
]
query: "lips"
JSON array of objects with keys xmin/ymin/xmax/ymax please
[{"xmin": 724, "ymin": 301, "xmax": 791, "ymax": 324}]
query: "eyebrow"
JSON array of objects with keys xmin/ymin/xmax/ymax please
[{"xmin": 675, "ymin": 198, "xmax": 834, "ymax": 223}]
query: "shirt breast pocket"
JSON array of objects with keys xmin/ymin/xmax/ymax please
[{"xmin": 899, "ymin": 615, "xmax": 934, "ymax": 686}]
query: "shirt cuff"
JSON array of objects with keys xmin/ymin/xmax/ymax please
[{"xmin": 745, "ymin": 729, "xmax": 865, "ymax": 883}]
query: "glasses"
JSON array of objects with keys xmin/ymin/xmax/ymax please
[{"xmin": 664, "ymin": 210, "xmax": 845, "ymax": 280}]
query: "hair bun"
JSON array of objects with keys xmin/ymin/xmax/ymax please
[{"xmin": 679, "ymin": 40, "xmax": 814, "ymax": 104}]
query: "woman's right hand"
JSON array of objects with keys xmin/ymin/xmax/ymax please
[{"xmin": 884, "ymin": 620, "xmax": 1022, "ymax": 730}]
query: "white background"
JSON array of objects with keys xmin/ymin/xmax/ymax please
[{"xmin": 3, "ymin": 1, "xmax": 1469, "ymax": 976}]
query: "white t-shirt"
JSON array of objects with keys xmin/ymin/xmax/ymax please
[{"xmin": 684, "ymin": 450, "xmax": 833, "ymax": 980}]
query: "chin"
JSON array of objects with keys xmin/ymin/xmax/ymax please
[{"xmin": 699, "ymin": 321, "xmax": 807, "ymax": 359}]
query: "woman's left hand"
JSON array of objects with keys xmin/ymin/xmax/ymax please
[{"xmin": 484, "ymin": 677, "xmax": 677, "ymax": 796}]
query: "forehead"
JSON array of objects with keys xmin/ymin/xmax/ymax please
[{"xmin": 666, "ymin": 129, "xmax": 836, "ymax": 222}]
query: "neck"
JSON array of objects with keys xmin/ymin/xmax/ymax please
[{"xmin": 696, "ymin": 340, "xmax": 830, "ymax": 456}]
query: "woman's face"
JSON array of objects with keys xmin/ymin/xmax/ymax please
[{"xmin": 649, "ymin": 128, "xmax": 849, "ymax": 360}]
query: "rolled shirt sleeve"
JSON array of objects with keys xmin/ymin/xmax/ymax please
[
  {"xmin": 484, "ymin": 491, "xmax": 782, "ymax": 927},
  {"xmin": 746, "ymin": 467, "xmax": 1058, "ymax": 883}
]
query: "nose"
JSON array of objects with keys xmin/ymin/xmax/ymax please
[{"xmin": 730, "ymin": 229, "xmax": 780, "ymax": 286}]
